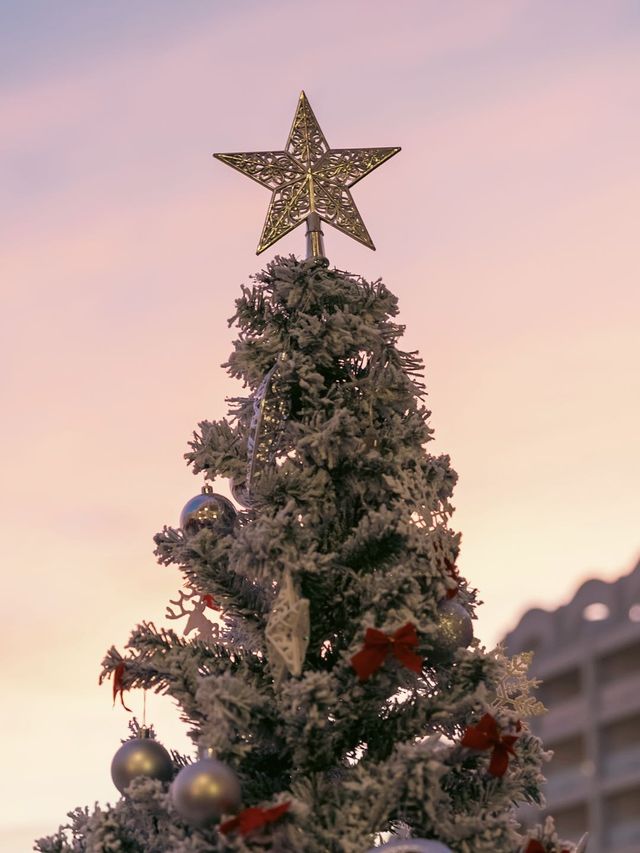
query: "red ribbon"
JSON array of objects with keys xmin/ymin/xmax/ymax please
[
  {"xmin": 460, "ymin": 713, "xmax": 520, "ymax": 777},
  {"xmin": 350, "ymin": 622, "xmax": 423, "ymax": 681},
  {"xmin": 110, "ymin": 661, "xmax": 132, "ymax": 712},
  {"xmin": 444, "ymin": 560, "xmax": 460, "ymax": 599},
  {"xmin": 220, "ymin": 802, "xmax": 290, "ymax": 837},
  {"xmin": 202, "ymin": 594, "xmax": 220, "ymax": 610}
]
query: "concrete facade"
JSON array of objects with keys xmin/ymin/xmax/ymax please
[{"xmin": 504, "ymin": 561, "xmax": 640, "ymax": 853}]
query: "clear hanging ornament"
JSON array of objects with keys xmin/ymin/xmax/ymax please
[{"xmin": 243, "ymin": 354, "xmax": 290, "ymax": 501}]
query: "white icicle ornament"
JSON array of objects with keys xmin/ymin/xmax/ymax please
[{"xmin": 265, "ymin": 569, "xmax": 310, "ymax": 682}]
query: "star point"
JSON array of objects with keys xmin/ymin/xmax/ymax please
[{"xmin": 214, "ymin": 92, "xmax": 400, "ymax": 255}]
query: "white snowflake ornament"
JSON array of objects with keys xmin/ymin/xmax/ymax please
[
  {"xmin": 265, "ymin": 569, "xmax": 310, "ymax": 682},
  {"xmin": 488, "ymin": 643, "xmax": 546, "ymax": 718}
]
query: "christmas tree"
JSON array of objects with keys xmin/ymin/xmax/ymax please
[{"xmin": 37, "ymin": 93, "xmax": 587, "ymax": 853}]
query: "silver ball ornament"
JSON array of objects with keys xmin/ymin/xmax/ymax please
[
  {"xmin": 180, "ymin": 492, "xmax": 237, "ymax": 536},
  {"xmin": 365, "ymin": 840, "xmax": 453, "ymax": 852},
  {"xmin": 170, "ymin": 755, "xmax": 242, "ymax": 827},
  {"xmin": 111, "ymin": 735, "xmax": 173, "ymax": 794},
  {"xmin": 430, "ymin": 598, "xmax": 473, "ymax": 660}
]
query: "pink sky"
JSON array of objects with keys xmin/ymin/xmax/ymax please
[{"xmin": 1, "ymin": 1, "xmax": 639, "ymax": 848}]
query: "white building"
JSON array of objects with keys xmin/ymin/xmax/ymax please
[{"xmin": 504, "ymin": 560, "xmax": 640, "ymax": 853}]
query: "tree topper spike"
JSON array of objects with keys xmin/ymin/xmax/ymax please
[{"xmin": 213, "ymin": 91, "xmax": 400, "ymax": 257}]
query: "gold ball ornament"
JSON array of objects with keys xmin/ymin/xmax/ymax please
[
  {"xmin": 170, "ymin": 754, "xmax": 242, "ymax": 827},
  {"xmin": 179, "ymin": 491, "xmax": 237, "ymax": 536},
  {"xmin": 429, "ymin": 598, "xmax": 473, "ymax": 662},
  {"xmin": 110, "ymin": 732, "xmax": 173, "ymax": 794}
]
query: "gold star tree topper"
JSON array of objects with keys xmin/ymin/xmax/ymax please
[{"xmin": 214, "ymin": 91, "xmax": 400, "ymax": 256}]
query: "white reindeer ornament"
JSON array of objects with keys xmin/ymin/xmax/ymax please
[{"xmin": 166, "ymin": 590, "xmax": 221, "ymax": 643}]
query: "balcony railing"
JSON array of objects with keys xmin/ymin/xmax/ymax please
[
  {"xmin": 544, "ymin": 766, "xmax": 589, "ymax": 803},
  {"xmin": 602, "ymin": 743, "xmax": 640, "ymax": 779},
  {"xmin": 606, "ymin": 818, "xmax": 640, "ymax": 849}
]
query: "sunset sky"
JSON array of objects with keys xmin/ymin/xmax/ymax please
[{"xmin": 1, "ymin": 1, "xmax": 639, "ymax": 848}]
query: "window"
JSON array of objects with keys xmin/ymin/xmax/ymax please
[
  {"xmin": 602, "ymin": 713, "xmax": 640, "ymax": 751},
  {"xmin": 582, "ymin": 602, "xmax": 609, "ymax": 621},
  {"xmin": 546, "ymin": 734, "xmax": 585, "ymax": 775},
  {"xmin": 598, "ymin": 639, "xmax": 640, "ymax": 684},
  {"xmin": 538, "ymin": 668, "xmax": 581, "ymax": 707},
  {"xmin": 604, "ymin": 786, "xmax": 640, "ymax": 848},
  {"xmin": 601, "ymin": 713, "xmax": 640, "ymax": 777},
  {"xmin": 552, "ymin": 803, "xmax": 588, "ymax": 841}
]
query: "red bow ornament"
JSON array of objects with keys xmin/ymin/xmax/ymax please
[
  {"xmin": 350, "ymin": 622, "xmax": 423, "ymax": 681},
  {"xmin": 220, "ymin": 802, "xmax": 290, "ymax": 837},
  {"xmin": 98, "ymin": 660, "xmax": 132, "ymax": 712},
  {"xmin": 461, "ymin": 713, "xmax": 520, "ymax": 777},
  {"xmin": 202, "ymin": 594, "xmax": 221, "ymax": 610}
]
